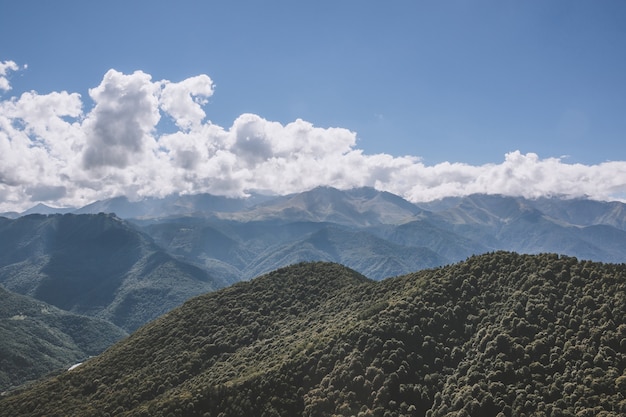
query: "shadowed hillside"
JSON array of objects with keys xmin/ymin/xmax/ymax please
[
  {"xmin": 242, "ymin": 225, "xmax": 446, "ymax": 280},
  {"xmin": 0, "ymin": 285, "xmax": 127, "ymax": 391},
  {"xmin": 0, "ymin": 213, "xmax": 224, "ymax": 331},
  {"xmin": 1, "ymin": 253, "xmax": 624, "ymax": 416}
]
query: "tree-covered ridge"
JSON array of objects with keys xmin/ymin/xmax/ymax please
[{"xmin": 1, "ymin": 253, "xmax": 625, "ymax": 417}]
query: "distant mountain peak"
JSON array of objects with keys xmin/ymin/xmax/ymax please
[
  {"xmin": 20, "ymin": 203, "xmax": 74, "ymax": 216},
  {"xmin": 226, "ymin": 186, "xmax": 421, "ymax": 226}
]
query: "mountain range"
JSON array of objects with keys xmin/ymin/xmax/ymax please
[
  {"xmin": 1, "ymin": 253, "xmax": 624, "ymax": 416},
  {"xmin": 3, "ymin": 187, "xmax": 626, "ymax": 324},
  {"xmin": 136, "ymin": 188, "xmax": 626, "ymax": 276},
  {"xmin": 6, "ymin": 188, "xmax": 626, "ymax": 265},
  {"xmin": 2, "ymin": 187, "xmax": 626, "ymax": 394}
]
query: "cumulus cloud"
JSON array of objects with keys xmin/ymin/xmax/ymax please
[
  {"xmin": 1, "ymin": 61, "xmax": 626, "ymax": 212},
  {"xmin": 0, "ymin": 60, "xmax": 19, "ymax": 92},
  {"xmin": 159, "ymin": 74, "xmax": 214, "ymax": 130},
  {"xmin": 82, "ymin": 69, "xmax": 161, "ymax": 170}
]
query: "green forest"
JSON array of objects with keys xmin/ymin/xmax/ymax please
[
  {"xmin": 1, "ymin": 252, "xmax": 625, "ymax": 417},
  {"xmin": 0, "ymin": 285, "xmax": 127, "ymax": 390}
]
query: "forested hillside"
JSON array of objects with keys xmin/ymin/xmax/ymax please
[
  {"xmin": 0, "ymin": 285, "xmax": 127, "ymax": 391},
  {"xmin": 0, "ymin": 213, "xmax": 223, "ymax": 331},
  {"xmin": 1, "ymin": 252, "xmax": 624, "ymax": 417}
]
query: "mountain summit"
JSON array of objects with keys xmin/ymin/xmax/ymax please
[{"xmin": 226, "ymin": 186, "xmax": 423, "ymax": 225}]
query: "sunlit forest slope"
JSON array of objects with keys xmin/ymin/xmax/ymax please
[{"xmin": 1, "ymin": 252, "xmax": 625, "ymax": 417}]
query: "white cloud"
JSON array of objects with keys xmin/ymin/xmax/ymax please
[
  {"xmin": 0, "ymin": 60, "xmax": 19, "ymax": 92},
  {"xmin": 82, "ymin": 69, "xmax": 161, "ymax": 170},
  {"xmin": 159, "ymin": 74, "xmax": 214, "ymax": 130},
  {"xmin": 1, "ymin": 62, "xmax": 626, "ymax": 212}
]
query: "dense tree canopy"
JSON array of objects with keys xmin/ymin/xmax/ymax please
[{"xmin": 1, "ymin": 252, "xmax": 625, "ymax": 416}]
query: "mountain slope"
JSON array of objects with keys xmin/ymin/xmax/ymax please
[
  {"xmin": 0, "ymin": 285, "xmax": 127, "ymax": 392},
  {"xmin": 224, "ymin": 186, "xmax": 422, "ymax": 225},
  {"xmin": 243, "ymin": 226, "xmax": 447, "ymax": 280},
  {"xmin": 371, "ymin": 219, "xmax": 488, "ymax": 261},
  {"xmin": 20, "ymin": 203, "xmax": 74, "ymax": 216},
  {"xmin": 128, "ymin": 189, "xmax": 626, "ymax": 269},
  {"xmin": 140, "ymin": 217, "xmax": 257, "ymax": 284},
  {"xmin": 425, "ymin": 194, "xmax": 626, "ymax": 263},
  {"xmin": 2, "ymin": 253, "xmax": 624, "ymax": 416},
  {"xmin": 74, "ymin": 194, "xmax": 251, "ymax": 219},
  {"xmin": 0, "ymin": 213, "xmax": 224, "ymax": 331},
  {"xmin": 139, "ymin": 190, "xmax": 626, "ymax": 283},
  {"xmin": 141, "ymin": 218, "xmax": 447, "ymax": 281},
  {"xmin": 530, "ymin": 197, "xmax": 626, "ymax": 230}
]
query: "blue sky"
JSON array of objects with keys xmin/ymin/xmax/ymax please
[{"xmin": 1, "ymin": 1, "xmax": 626, "ymax": 210}]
